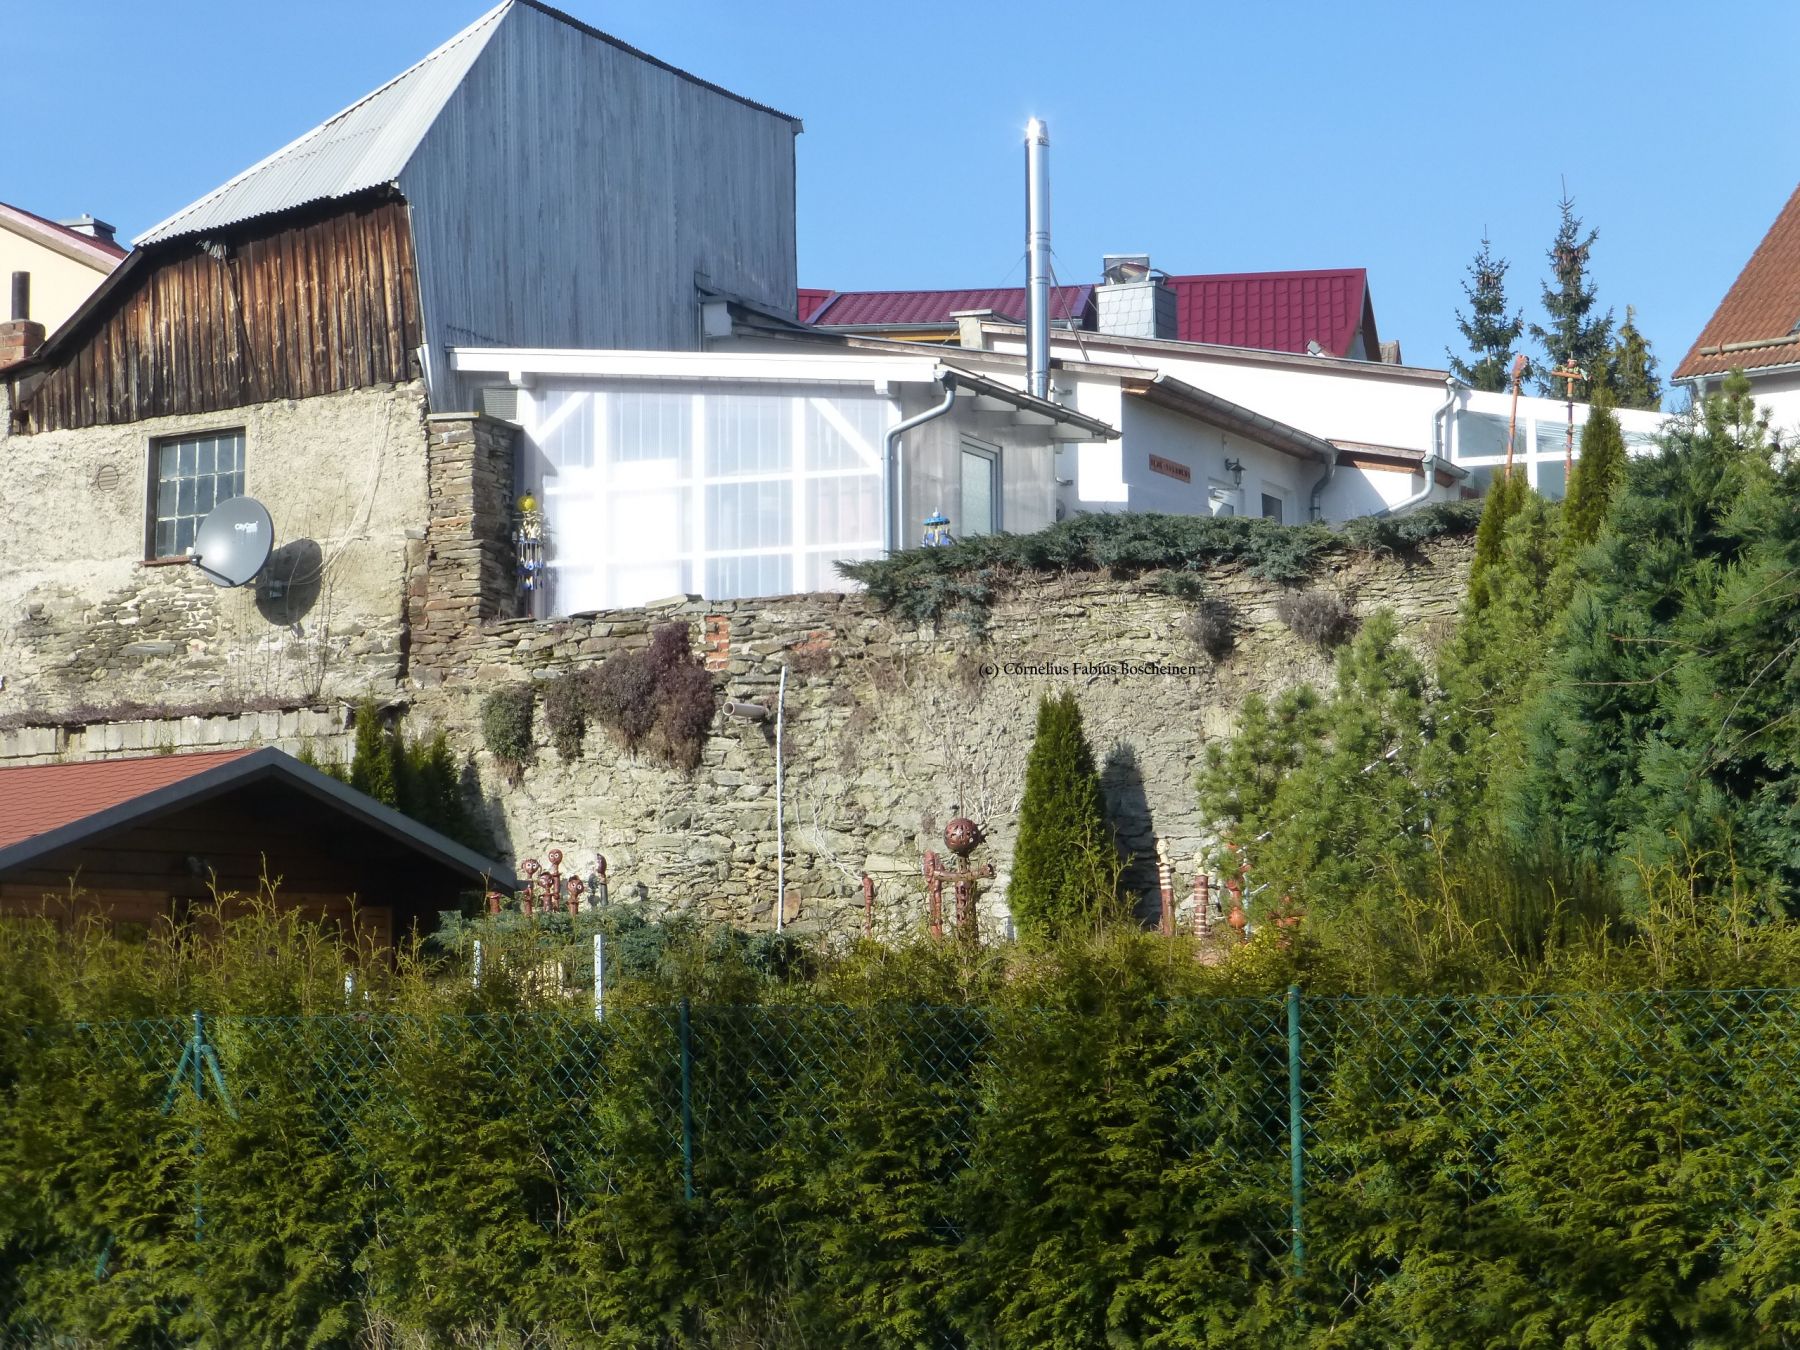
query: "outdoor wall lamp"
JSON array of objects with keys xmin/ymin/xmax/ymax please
[{"xmin": 1224, "ymin": 457, "xmax": 1244, "ymax": 486}]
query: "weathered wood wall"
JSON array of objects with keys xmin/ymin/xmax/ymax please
[{"xmin": 17, "ymin": 194, "xmax": 421, "ymax": 432}]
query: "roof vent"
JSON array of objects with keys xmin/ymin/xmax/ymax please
[
  {"xmin": 1102, "ymin": 254, "xmax": 1153, "ymax": 286},
  {"xmin": 58, "ymin": 214, "xmax": 117, "ymax": 245}
]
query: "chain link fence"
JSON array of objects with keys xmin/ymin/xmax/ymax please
[{"xmin": 6, "ymin": 989, "xmax": 1800, "ymax": 1345}]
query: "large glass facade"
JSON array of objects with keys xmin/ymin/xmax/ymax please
[{"xmin": 522, "ymin": 380, "xmax": 890, "ymax": 614}]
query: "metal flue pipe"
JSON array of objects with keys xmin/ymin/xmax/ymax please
[{"xmin": 1025, "ymin": 118, "xmax": 1052, "ymax": 400}]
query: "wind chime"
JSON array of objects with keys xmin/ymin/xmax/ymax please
[
  {"xmin": 515, "ymin": 492, "xmax": 546, "ymax": 601},
  {"xmin": 923, "ymin": 814, "xmax": 993, "ymax": 944}
]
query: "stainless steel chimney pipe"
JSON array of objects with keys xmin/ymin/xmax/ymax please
[{"xmin": 1025, "ymin": 118, "xmax": 1051, "ymax": 400}]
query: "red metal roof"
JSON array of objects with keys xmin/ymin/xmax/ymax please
[
  {"xmin": 0, "ymin": 749, "xmax": 255, "ymax": 850},
  {"xmin": 1164, "ymin": 269, "xmax": 1369, "ymax": 356},
  {"xmin": 807, "ymin": 285, "xmax": 1094, "ymax": 328},
  {"xmin": 798, "ymin": 268, "xmax": 1374, "ymax": 357},
  {"xmin": 796, "ymin": 288, "xmax": 837, "ymax": 323}
]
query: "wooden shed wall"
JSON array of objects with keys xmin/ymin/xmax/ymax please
[
  {"xmin": 17, "ymin": 195, "xmax": 422, "ymax": 432},
  {"xmin": 402, "ymin": 1, "xmax": 799, "ymax": 410}
]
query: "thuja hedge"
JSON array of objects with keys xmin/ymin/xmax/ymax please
[{"xmin": 10, "ymin": 896, "xmax": 1800, "ymax": 1346}]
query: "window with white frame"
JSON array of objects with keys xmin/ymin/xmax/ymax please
[
  {"xmin": 522, "ymin": 380, "xmax": 889, "ymax": 612},
  {"xmin": 149, "ymin": 430, "xmax": 245, "ymax": 558},
  {"xmin": 959, "ymin": 440, "xmax": 1000, "ymax": 537}
]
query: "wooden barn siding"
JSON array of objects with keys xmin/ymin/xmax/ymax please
[
  {"xmin": 22, "ymin": 196, "xmax": 421, "ymax": 432},
  {"xmin": 401, "ymin": 1, "xmax": 799, "ymax": 409}
]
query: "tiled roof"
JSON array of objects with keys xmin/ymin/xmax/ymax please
[
  {"xmin": 800, "ymin": 270, "xmax": 1374, "ymax": 357},
  {"xmin": 0, "ymin": 749, "xmax": 254, "ymax": 850},
  {"xmin": 1164, "ymin": 269, "xmax": 1369, "ymax": 356},
  {"xmin": 1675, "ymin": 182, "xmax": 1800, "ymax": 379},
  {"xmin": 806, "ymin": 285, "xmax": 1095, "ymax": 328},
  {"xmin": 0, "ymin": 202, "xmax": 129, "ymax": 265}
]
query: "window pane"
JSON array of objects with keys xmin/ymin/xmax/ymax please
[
  {"xmin": 1261, "ymin": 493, "xmax": 1284, "ymax": 523},
  {"xmin": 177, "ymin": 478, "xmax": 195, "ymax": 516},
  {"xmin": 178, "ymin": 442, "xmax": 196, "ymax": 475},
  {"xmin": 195, "ymin": 477, "xmax": 215, "ymax": 516},
  {"xmin": 158, "ymin": 479, "xmax": 178, "ymax": 516},
  {"xmin": 198, "ymin": 440, "xmax": 216, "ymax": 475},
  {"xmin": 175, "ymin": 518, "xmax": 196, "ymax": 554},
  {"xmin": 159, "ymin": 444, "xmax": 178, "ymax": 476},
  {"xmin": 155, "ymin": 520, "xmax": 175, "ymax": 558},
  {"xmin": 960, "ymin": 449, "xmax": 996, "ymax": 536},
  {"xmin": 224, "ymin": 468, "xmax": 244, "ymax": 500}
]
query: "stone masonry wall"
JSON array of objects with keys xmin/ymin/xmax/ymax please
[
  {"xmin": 407, "ymin": 537, "xmax": 1470, "ymax": 937},
  {"xmin": 0, "ymin": 383, "xmax": 431, "ymax": 719}
]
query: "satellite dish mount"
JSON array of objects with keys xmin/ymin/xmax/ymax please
[{"xmin": 188, "ymin": 496, "xmax": 275, "ymax": 588}]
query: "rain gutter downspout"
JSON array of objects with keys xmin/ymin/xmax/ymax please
[
  {"xmin": 1307, "ymin": 445, "xmax": 1337, "ymax": 522},
  {"xmin": 884, "ymin": 373, "xmax": 958, "ymax": 552},
  {"xmin": 1374, "ymin": 453, "xmax": 1445, "ymax": 517}
]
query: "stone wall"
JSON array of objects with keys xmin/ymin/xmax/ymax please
[
  {"xmin": 405, "ymin": 536, "xmax": 1470, "ymax": 936},
  {"xmin": 0, "ymin": 383, "xmax": 430, "ymax": 719}
]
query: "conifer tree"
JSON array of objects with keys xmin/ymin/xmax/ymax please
[
  {"xmin": 1468, "ymin": 467, "xmax": 1527, "ymax": 611},
  {"xmin": 1447, "ymin": 234, "xmax": 1525, "ymax": 392},
  {"xmin": 1529, "ymin": 194, "xmax": 1613, "ymax": 398},
  {"xmin": 348, "ymin": 698, "xmax": 400, "ymax": 806},
  {"xmin": 1009, "ymin": 690, "xmax": 1119, "ymax": 943},
  {"xmin": 1562, "ymin": 390, "xmax": 1626, "ymax": 554},
  {"xmin": 1600, "ymin": 305, "xmax": 1662, "ymax": 410}
]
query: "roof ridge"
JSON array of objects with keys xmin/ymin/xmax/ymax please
[
  {"xmin": 133, "ymin": 1, "xmax": 513, "ymax": 246},
  {"xmin": 0, "ymin": 202, "xmax": 128, "ymax": 263}
]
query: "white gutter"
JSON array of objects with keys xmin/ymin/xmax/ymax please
[{"xmin": 884, "ymin": 374, "xmax": 957, "ymax": 552}]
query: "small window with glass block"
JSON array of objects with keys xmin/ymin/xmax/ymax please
[{"xmin": 149, "ymin": 430, "xmax": 245, "ymax": 558}]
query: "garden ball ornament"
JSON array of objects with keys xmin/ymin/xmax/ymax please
[{"xmin": 944, "ymin": 816, "xmax": 983, "ymax": 859}]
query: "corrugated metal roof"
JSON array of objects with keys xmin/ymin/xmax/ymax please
[
  {"xmin": 0, "ymin": 749, "xmax": 255, "ymax": 850},
  {"xmin": 1676, "ymin": 182, "xmax": 1800, "ymax": 379},
  {"xmin": 134, "ymin": 2, "xmax": 510, "ymax": 246},
  {"xmin": 1164, "ymin": 270, "xmax": 1369, "ymax": 356},
  {"xmin": 809, "ymin": 285, "xmax": 1094, "ymax": 328},
  {"xmin": 796, "ymin": 288, "xmax": 836, "ymax": 323}
]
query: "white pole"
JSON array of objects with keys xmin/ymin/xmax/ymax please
[
  {"xmin": 593, "ymin": 931, "xmax": 605, "ymax": 1021},
  {"xmin": 343, "ymin": 972, "xmax": 354, "ymax": 1003},
  {"xmin": 775, "ymin": 663, "xmax": 787, "ymax": 933},
  {"xmin": 472, "ymin": 938, "xmax": 482, "ymax": 990}
]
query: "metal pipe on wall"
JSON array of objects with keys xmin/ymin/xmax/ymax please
[
  {"xmin": 1025, "ymin": 118, "xmax": 1051, "ymax": 400},
  {"xmin": 882, "ymin": 374, "xmax": 957, "ymax": 552}
]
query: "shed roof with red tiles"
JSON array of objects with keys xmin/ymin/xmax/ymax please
[
  {"xmin": 0, "ymin": 749, "xmax": 253, "ymax": 851},
  {"xmin": 0, "ymin": 747, "xmax": 514, "ymax": 890},
  {"xmin": 1675, "ymin": 182, "xmax": 1800, "ymax": 380},
  {"xmin": 799, "ymin": 269, "xmax": 1376, "ymax": 358}
]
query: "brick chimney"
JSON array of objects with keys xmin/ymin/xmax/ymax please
[{"xmin": 0, "ymin": 272, "xmax": 44, "ymax": 368}]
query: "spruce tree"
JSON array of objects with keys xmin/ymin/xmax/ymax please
[
  {"xmin": 1468, "ymin": 467, "xmax": 1527, "ymax": 611},
  {"xmin": 1447, "ymin": 234, "xmax": 1525, "ymax": 392},
  {"xmin": 1601, "ymin": 305, "xmax": 1662, "ymax": 410},
  {"xmin": 1008, "ymin": 690, "xmax": 1119, "ymax": 943},
  {"xmin": 1529, "ymin": 193, "xmax": 1613, "ymax": 398}
]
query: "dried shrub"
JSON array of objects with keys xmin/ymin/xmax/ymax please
[
  {"xmin": 541, "ymin": 669, "xmax": 593, "ymax": 761},
  {"xmin": 784, "ymin": 641, "xmax": 833, "ymax": 679},
  {"xmin": 480, "ymin": 684, "xmax": 535, "ymax": 772},
  {"xmin": 1276, "ymin": 589, "xmax": 1358, "ymax": 650},
  {"xmin": 1184, "ymin": 597, "xmax": 1238, "ymax": 660},
  {"xmin": 587, "ymin": 622, "xmax": 717, "ymax": 772}
]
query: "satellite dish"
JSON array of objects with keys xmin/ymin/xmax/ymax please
[{"xmin": 190, "ymin": 496, "xmax": 274, "ymax": 588}]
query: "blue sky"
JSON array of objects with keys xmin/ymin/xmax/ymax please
[{"xmin": 12, "ymin": 1, "xmax": 1796, "ymax": 393}]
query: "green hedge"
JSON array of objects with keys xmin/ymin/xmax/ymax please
[{"xmin": 8, "ymin": 902, "xmax": 1800, "ymax": 1346}]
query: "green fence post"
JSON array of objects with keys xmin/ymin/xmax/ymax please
[
  {"xmin": 1287, "ymin": 985, "xmax": 1305, "ymax": 1281},
  {"xmin": 678, "ymin": 998, "xmax": 695, "ymax": 1204}
]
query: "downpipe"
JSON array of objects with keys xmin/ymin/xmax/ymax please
[{"xmin": 884, "ymin": 373, "xmax": 957, "ymax": 552}]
